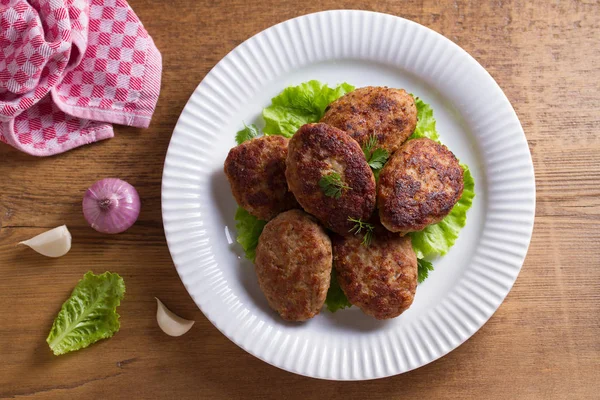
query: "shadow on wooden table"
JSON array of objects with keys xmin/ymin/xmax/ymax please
[{"xmin": 191, "ymin": 327, "xmax": 467, "ymax": 398}]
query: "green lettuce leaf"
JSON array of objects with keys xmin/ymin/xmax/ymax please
[
  {"xmin": 326, "ymin": 270, "xmax": 352, "ymax": 312},
  {"xmin": 410, "ymin": 96, "xmax": 440, "ymax": 142},
  {"xmin": 410, "ymin": 164, "xmax": 475, "ymax": 259},
  {"xmin": 47, "ymin": 271, "xmax": 125, "ymax": 355},
  {"xmin": 262, "ymin": 80, "xmax": 355, "ymax": 137},
  {"xmin": 235, "ymin": 123, "xmax": 260, "ymax": 145},
  {"xmin": 234, "ymin": 207, "xmax": 267, "ymax": 261}
]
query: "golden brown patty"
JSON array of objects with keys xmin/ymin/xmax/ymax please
[
  {"xmin": 333, "ymin": 230, "xmax": 417, "ymax": 319},
  {"xmin": 254, "ymin": 210, "xmax": 332, "ymax": 321},
  {"xmin": 224, "ymin": 135, "xmax": 298, "ymax": 221},
  {"xmin": 286, "ymin": 123, "xmax": 376, "ymax": 235},
  {"xmin": 377, "ymin": 138, "xmax": 464, "ymax": 233},
  {"xmin": 320, "ymin": 86, "xmax": 417, "ymax": 154}
]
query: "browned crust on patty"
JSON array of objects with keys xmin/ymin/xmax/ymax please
[
  {"xmin": 333, "ymin": 231, "xmax": 417, "ymax": 319},
  {"xmin": 224, "ymin": 135, "xmax": 298, "ymax": 221},
  {"xmin": 377, "ymin": 138, "xmax": 464, "ymax": 233},
  {"xmin": 286, "ymin": 123, "xmax": 376, "ymax": 235},
  {"xmin": 320, "ymin": 87, "xmax": 417, "ymax": 154},
  {"xmin": 254, "ymin": 210, "xmax": 332, "ymax": 321}
]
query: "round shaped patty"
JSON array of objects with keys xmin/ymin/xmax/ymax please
[
  {"xmin": 286, "ymin": 123, "xmax": 376, "ymax": 235},
  {"xmin": 377, "ymin": 138, "xmax": 464, "ymax": 233},
  {"xmin": 333, "ymin": 229, "xmax": 417, "ymax": 319},
  {"xmin": 320, "ymin": 86, "xmax": 417, "ymax": 154},
  {"xmin": 255, "ymin": 210, "xmax": 332, "ymax": 321},
  {"xmin": 224, "ymin": 135, "xmax": 298, "ymax": 221}
]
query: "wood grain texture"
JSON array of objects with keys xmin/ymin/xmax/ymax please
[{"xmin": 1, "ymin": 0, "xmax": 599, "ymax": 398}]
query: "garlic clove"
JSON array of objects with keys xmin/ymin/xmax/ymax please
[
  {"xmin": 155, "ymin": 297, "xmax": 195, "ymax": 337},
  {"xmin": 20, "ymin": 225, "xmax": 72, "ymax": 258}
]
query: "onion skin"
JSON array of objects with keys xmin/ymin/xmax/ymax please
[{"xmin": 82, "ymin": 178, "xmax": 141, "ymax": 234}]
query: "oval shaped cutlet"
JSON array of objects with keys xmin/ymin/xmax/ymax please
[
  {"xmin": 286, "ymin": 123, "xmax": 376, "ymax": 235},
  {"xmin": 320, "ymin": 86, "xmax": 417, "ymax": 154},
  {"xmin": 255, "ymin": 210, "xmax": 332, "ymax": 321},
  {"xmin": 377, "ymin": 138, "xmax": 464, "ymax": 233},
  {"xmin": 333, "ymin": 230, "xmax": 417, "ymax": 319},
  {"xmin": 224, "ymin": 135, "xmax": 298, "ymax": 221}
]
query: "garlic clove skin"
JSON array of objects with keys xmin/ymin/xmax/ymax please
[
  {"xmin": 20, "ymin": 225, "xmax": 72, "ymax": 258},
  {"xmin": 155, "ymin": 297, "xmax": 195, "ymax": 337}
]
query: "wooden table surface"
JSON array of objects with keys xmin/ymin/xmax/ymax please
[{"xmin": 1, "ymin": 0, "xmax": 599, "ymax": 398}]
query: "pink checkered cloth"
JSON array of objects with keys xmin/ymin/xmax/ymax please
[{"xmin": 0, "ymin": 0, "xmax": 161, "ymax": 156}]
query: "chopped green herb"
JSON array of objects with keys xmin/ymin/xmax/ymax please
[
  {"xmin": 362, "ymin": 230, "xmax": 373, "ymax": 246},
  {"xmin": 319, "ymin": 172, "xmax": 351, "ymax": 199},
  {"xmin": 367, "ymin": 148, "xmax": 389, "ymax": 170},
  {"xmin": 348, "ymin": 217, "xmax": 375, "ymax": 246},
  {"xmin": 417, "ymin": 258, "xmax": 434, "ymax": 283},
  {"xmin": 361, "ymin": 135, "xmax": 390, "ymax": 176},
  {"xmin": 235, "ymin": 123, "xmax": 260, "ymax": 145},
  {"xmin": 362, "ymin": 134, "xmax": 378, "ymax": 158}
]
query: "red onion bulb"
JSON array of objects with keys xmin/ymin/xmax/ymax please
[{"xmin": 82, "ymin": 178, "xmax": 141, "ymax": 234}]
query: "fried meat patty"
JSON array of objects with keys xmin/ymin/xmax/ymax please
[
  {"xmin": 320, "ymin": 87, "xmax": 417, "ymax": 154},
  {"xmin": 333, "ymin": 230, "xmax": 417, "ymax": 319},
  {"xmin": 286, "ymin": 123, "xmax": 376, "ymax": 235},
  {"xmin": 377, "ymin": 138, "xmax": 464, "ymax": 233},
  {"xmin": 224, "ymin": 135, "xmax": 298, "ymax": 221},
  {"xmin": 254, "ymin": 210, "xmax": 332, "ymax": 321}
]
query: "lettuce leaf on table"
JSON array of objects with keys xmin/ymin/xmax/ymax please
[{"xmin": 46, "ymin": 271, "xmax": 125, "ymax": 355}]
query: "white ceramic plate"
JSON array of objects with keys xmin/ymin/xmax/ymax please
[{"xmin": 162, "ymin": 10, "xmax": 535, "ymax": 380}]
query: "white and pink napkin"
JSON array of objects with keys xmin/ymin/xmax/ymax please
[{"xmin": 0, "ymin": 0, "xmax": 161, "ymax": 156}]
